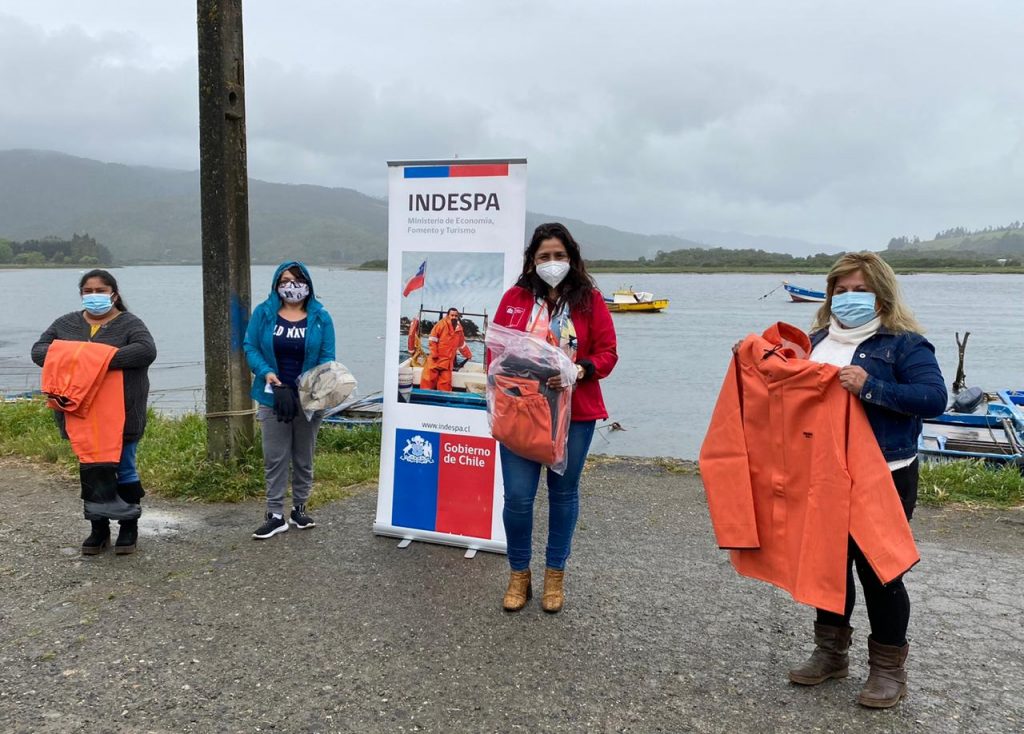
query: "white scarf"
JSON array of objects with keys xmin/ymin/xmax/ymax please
[
  {"xmin": 826, "ymin": 315, "xmax": 882, "ymax": 345},
  {"xmin": 810, "ymin": 316, "xmax": 881, "ymax": 367}
]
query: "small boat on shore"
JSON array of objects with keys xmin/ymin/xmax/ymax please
[
  {"xmin": 919, "ymin": 389, "xmax": 1024, "ymax": 467},
  {"xmin": 322, "ymin": 393, "xmax": 384, "ymax": 427},
  {"xmin": 605, "ymin": 288, "xmax": 669, "ymax": 313},
  {"xmin": 783, "ymin": 281, "xmax": 826, "ymax": 303}
]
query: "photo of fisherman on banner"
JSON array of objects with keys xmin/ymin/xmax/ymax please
[{"xmin": 397, "ymin": 251, "xmax": 504, "ymax": 410}]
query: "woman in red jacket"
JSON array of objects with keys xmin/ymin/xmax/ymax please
[{"xmin": 492, "ymin": 222, "xmax": 618, "ymax": 613}]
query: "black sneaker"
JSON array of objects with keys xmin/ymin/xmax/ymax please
[
  {"xmin": 252, "ymin": 512, "xmax": 289, "ymax": 539},
  {"xmin": 290, "ymin": 504, "xmax": 316, "ymax": 529}
]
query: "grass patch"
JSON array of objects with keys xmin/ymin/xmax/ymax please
[
  {"xmin": 919, "ymin": 460, "xmax": 1024, "ymax": 508},
  {"xmin": 0, "ymin": 399, "xmax": 380, "ymax": 504}
]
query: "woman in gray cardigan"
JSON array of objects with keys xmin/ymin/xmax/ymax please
[{"xmin": 32, "ymin": 269, "xmax": 157, "ymax": 555}]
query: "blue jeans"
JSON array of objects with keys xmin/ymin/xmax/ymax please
[
  {"xmin": 500, "ymin": 420, "xmax": 596, "ymax": 571},
  {"xmin": 117, "ymin": 441, "xmax": 140, "ymax": 484}
]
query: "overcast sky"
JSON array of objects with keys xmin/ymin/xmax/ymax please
[{"xmin": 2, "ymin": 1, "xmax": 1022, "ymax": 248}]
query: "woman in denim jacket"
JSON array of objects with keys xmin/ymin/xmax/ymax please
[{"xmin": 788, "ymin": 252, "xmax": 946, "ymax": 708}]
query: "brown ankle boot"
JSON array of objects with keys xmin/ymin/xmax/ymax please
[
  {"xmin": 858, "ymin": 637, "xmax": 909, "ymax": 708},
  {"xmin": 541, "ymin": 568, "xmax": 565, "ymax": 613},
  {"xmin": 788, "ymin": 623, "xmax": 853, "ymax": 685},
  {"xmin": 502, "ymin": 569, "xmax": 532, "ymax": 612}
]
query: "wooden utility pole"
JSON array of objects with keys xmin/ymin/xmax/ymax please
[{"xmin": 197, "ymin": 0, "xmax": 254, "ymax": 460}]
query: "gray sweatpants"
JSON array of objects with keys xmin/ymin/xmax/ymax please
[{"xmin": 257, "ymin": 405, "xmax": 324, "ymax": 515}]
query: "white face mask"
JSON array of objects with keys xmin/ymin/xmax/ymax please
[{"xmin": 536, "ymin": 261, "xmax": 570, "ymax": 288}]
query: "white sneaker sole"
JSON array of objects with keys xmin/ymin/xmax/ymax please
[
  {"xmin": 289, "ymin": 518, "xmax": 316, "ymax": 530},
  {"xmin": 252, "ymin": 522, "xmax": 289, "ymax": 539}
]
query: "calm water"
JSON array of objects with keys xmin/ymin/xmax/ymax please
[{"xmin": 2, "ymin": 267, "xmax": 1021, "ymax": 459}]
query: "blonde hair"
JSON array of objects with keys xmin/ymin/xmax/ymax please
[{"xmin": 811, "ymin": 252, "xmax": 923, "ymax": 333}]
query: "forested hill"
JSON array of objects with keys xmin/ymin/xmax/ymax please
[
  {"xmin": 0, "ymin": 149, "xmax": 709, "ymax": 265},
  {"xmin": 0, "ymin": 150, "xmax": 387, "ymax": 265},
  {"xmin": 887, "ymin": 221, "xmax": 1024, "ymax": 256}
]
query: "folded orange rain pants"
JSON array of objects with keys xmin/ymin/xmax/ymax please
[
  {"xmin": 40, "ymin": 340, "xmax": 125, "ymax": 464},
  {"xmin": 699, "ymin": 322, "xmax": 919, "ymax": 615},
  {"xmin": 489, "ymin": 373, "xmax": 569, "ymax": 466}
]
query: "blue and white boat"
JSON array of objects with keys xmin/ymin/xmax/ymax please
[
  {"xmin": 783, "ymin": 281, "xmax": 826, "ymax": 303},
  {"xmin": 919, "ymin": 389, "xmax": 1024, "ymax": 467}
]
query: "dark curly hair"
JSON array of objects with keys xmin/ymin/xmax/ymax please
[{"xmin": 516, "ymin": 222, "xmax": 595, "ymax": 312}]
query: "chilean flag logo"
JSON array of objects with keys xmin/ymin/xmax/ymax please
[
  {"xmin": 505, "ymin": 305, "xmax": 526, "ymax": 327},
  {"xmin": 403, "ymin": 260, "xmax": 426, "ymax": 297}
]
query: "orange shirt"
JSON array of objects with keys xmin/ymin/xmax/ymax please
[{"xmin": 699, "ymin": 322, "xmax": 919, "ymax": 614}]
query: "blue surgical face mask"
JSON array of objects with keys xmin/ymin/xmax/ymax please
[
  {"xmin": 831, "ymin": 291, "xmax": 877, "ymax": 327},
  {"xmin": 82, "ymin": 293, "xmax": 114, "ymax": 316}
]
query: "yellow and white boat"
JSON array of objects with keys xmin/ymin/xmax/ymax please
[{"xmin": 605, "ymin": 288, "xmax": 669, "ymax": 313}]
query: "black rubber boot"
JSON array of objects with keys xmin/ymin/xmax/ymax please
[
  {"xmin": 82, "ymin": 519, "xmax": 110, "ymax": 555},
  {"xmin": 115, "ymin": 518, "xmax": 139, "ymax": 555}
]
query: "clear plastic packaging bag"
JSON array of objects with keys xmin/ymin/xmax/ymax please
[
  {"xmin": 485, "ymin": 322, "xmax": 577, "ymax": 474},
  {"xmin": 297, "ymin": 361, "xmax": 358, "ymax": 421}
]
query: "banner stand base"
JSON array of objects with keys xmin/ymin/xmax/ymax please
[
  {"xmin": 374, "ymin": 523, "xmax": 507, "ymax": 556},
  {"xmin": 394, "ymin": 538, "xmax": 479, "ymax": 559}
]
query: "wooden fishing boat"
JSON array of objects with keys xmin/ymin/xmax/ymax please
[
  {"xmin": 918, "ymin": 389, "xmax": 1024, "ymax": 467},
  {"xmin": 397, "ymin": 356, "xmax": 487, "ymax": 410},
  {"xmin": 783, "ymin": 281, "xmax": 826, "ymax": 303},
  {"xmin": 604, "ymin": 288, "xmax": 669, "ymax": 313}
]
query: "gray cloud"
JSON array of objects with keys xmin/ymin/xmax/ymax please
[{"xmin": 2, "ymin": 1, "xmax": 1024, "ymax": 247}]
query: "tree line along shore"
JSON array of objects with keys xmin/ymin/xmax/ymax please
[{"xmin": 355, "ymin": 251, "xmax": 1024, "ymax": 274}]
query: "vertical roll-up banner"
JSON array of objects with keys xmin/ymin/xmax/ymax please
[{"xmin": 374, "ymin": 159, "xmax": 527, "ymax": 554}]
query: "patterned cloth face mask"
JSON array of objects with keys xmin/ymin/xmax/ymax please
[{"xmin": 277, "ymin": 282, "xmax": 310, "ymax": 303}]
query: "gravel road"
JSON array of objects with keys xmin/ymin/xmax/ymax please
[{"xmin": 1, "ymin": 457, "xmax": 1022, "ymax": 733}]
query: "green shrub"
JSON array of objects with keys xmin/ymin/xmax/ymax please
[
  {"xmin": 0, "ymin": 399, "xmax": 381, "ymax": 505},
  {"xmin": 919, "ymin": 459, "xmax": 1024, "ymax": 507}
]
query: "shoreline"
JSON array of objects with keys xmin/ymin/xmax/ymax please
[
  {"xmin": 348, "ymin": 264, "xmax": 1024, "ymax": 275},
  {"xmin": 5, "ymin": 263, "xmax": 1024, "ymax": 275},
  {"xmin": 2, "ymin": 398, "xmax": 1021, "ymax": 509}
]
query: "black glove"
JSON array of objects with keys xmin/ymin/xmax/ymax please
[{"xmin": 272, "ymin": 385, "xmax": 298, "ymax": 423}]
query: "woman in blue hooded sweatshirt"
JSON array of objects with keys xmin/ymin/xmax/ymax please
[{"xmin": 244, "ymin": 262, "xmax": 335, "ymax": 539}]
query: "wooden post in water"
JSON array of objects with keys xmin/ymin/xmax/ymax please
[
  {"xmin": 952, "ymin": 331, "xmax": 970, "ymax": 395},
  {"xmin": 197, "ymin": 0, "xmax": 254, "ymax": 460}
]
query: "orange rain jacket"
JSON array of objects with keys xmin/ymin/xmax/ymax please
[
  {"xmin": 40, "ymin": 340, "xmax": 125, "ymax": 464},
  {"xmin": 421, "ymin": 319, "xmax": 474, "ymax": 392},
  {"xmin": 699, "ymin": 322, "xmax": 919, "ymax": 614}
]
